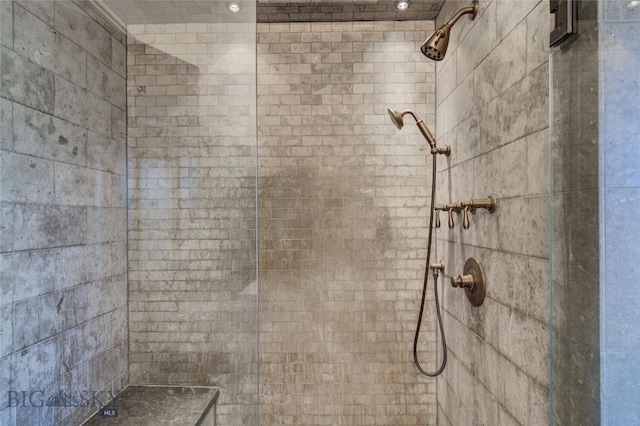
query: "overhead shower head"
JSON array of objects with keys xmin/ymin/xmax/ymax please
[
  {"xmin": 421, "ymin": 27, "xmax": 450, "ymax": 61},
  {"xmin": 421, "ymin": 0, "xmax": 478, "ymax": 61},
  {"xmin": 387, "ymin": 108, "xmax": 437, "ymax": 149}
]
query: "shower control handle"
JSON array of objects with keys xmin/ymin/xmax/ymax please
[
  {"xmin": 451, "ymin": 274, "xmax": 476, "ymax": 291},
  {"xmin": 451, "ymin": 258, "xmax": 486, "ymax": 307},
  {"xmin": 462, "ymin": 206, "xmax": 470, "ymax": 229}
]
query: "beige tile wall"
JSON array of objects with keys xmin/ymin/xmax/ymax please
[
  {"xmin": 258, "ymin": 20, "xmax": 438, "ymax": 425},
  {"xmin": 433, "ymin": 0, "xmax": 551, "ymax": 424}
]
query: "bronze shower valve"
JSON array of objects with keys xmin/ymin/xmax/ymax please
[{"xmin": 434, "ymin": 196, "xmax": 496, "ymax": 230}]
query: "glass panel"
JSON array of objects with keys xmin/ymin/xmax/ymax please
[
  {"xmin": 124, "ymin": 4, "xmax": 258, "ymax": 426},
  {"xmin": 1, "ymin": 1, "xmax": 258, "ymax": 424},
  {"xmin": 549, "ymin": 0, "xmax": 600, "ymax": 423},
  {"xmin": 599, "ymin": 2, "xmax": 640, "ymax": 421},
  {"xmin": 0, "ymin": 0, "xmax": 259, "ymax": 426}
]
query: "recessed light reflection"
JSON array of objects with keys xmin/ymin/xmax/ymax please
[
  {"xmin": 629, "ymin": 0, "xmax": 640, "ymax": 7},
  {"xmin": 396, "ymin": 0, "xmax": 410, "ymax": 10},
  {"xmin": 228, "ymin": 2, "xmax": 241, "ymax": 12}
]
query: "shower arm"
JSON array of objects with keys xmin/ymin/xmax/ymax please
[{"xmin": 445, "ymin": 4, "xmax": 477, "ymax": 27}]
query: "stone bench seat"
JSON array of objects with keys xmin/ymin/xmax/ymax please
[{"xmin": 83, "ymin": 386, "xmax": 219, "ymax": 425}]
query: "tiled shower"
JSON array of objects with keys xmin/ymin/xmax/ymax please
[{"xmin": 1, "ymin": 0, "xmax": 639, "ymax": 425}]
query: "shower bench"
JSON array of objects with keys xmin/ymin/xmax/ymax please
[{"xmin": 83, "ymin": 385, "xmax": 219, "ymax": 425}]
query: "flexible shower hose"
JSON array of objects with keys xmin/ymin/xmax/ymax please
[{"xmin": 413, "ymin": 152, "xmax": 447, "ymax": 376}]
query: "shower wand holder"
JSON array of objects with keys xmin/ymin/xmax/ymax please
[
  {"xmin": 429, "ymin": 261, "xmax": 445, "ymax": 278},
  {"xmin": 431, "ymin": 146, "xmax": 451, "ymax": 157}
]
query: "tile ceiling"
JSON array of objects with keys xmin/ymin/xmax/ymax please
[
  {"xmin": 101, "ymin": 0, "xmax": 444, "ymax": 24},
  {"xmin": 256, "ymin": 0, "xmax": 445, "ymax": 22}
]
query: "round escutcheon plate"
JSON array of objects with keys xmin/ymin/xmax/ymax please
[{"xmin": 463, "ymin": 257, "xmax": 486, "ymax": 307}]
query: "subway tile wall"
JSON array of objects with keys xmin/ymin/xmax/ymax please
[
  {"xmin": 126, "ymin": 22, "xmax": 259, "ymax": 425},
  {"xmin": 0, "ymin": 1, "xmax": 128, "ymax": 425},
  {"xmin": 257, "ymin": 21, "xmax": 437, "ymax": 425},
  {"xmin": 433, "ymin": 0, "xmax": 551, "ymax": 424}
]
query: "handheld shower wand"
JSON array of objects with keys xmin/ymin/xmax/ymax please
[
  {"xmin": 388, "ymin": 107, "xmax": 448, "ymax": 377},
  {"xmin": 388, "ymin": 108, "xmax": 450, "ymax": 156},
  {"xmin": 388, "ymin": 108, "xmax": 437, "ymax": 149}
]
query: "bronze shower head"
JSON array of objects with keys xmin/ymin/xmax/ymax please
[
  {"xmin": 421, "ymin": 26, "xmax": 450, "ymax": 61},
  {"xmin": 388, "ymin": 108, "xmax": 405, "ymax": 129},
  {"xmin": 387, "ymin": 108, "xmax": 437, "ymax": 149},
  {"xmin": 421, "ymin": 0, "xmax": 478, "ymax": 61}
]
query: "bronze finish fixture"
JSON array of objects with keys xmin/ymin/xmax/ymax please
[
  {"xmin": 435, "ymin": 196, "xmax": 496, "ymax": 229},
  {"xmin": 451, "ymin": 257, "xmax": 486, "ymax": 307},
  {"xmin": 451, "ymin": 274, "xmax": 475, "ymax": 288},
  {"xmin": 462, "ymin": 206, "xmax": 470, "ymax": 229},
  {"xmin": 421, "ymin": 0, "xmax": 479, "ymax": 61},
  {"xmin": 429, "ymin": 261, "xmax": 445, "ymax": 277},
  {"xmin": 431, "ymin": 146, "xmax": 451, "ymax": 156},
  {"xmin": 388, "ymin": 108, "xmax": 439, "ymax": 150}
]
